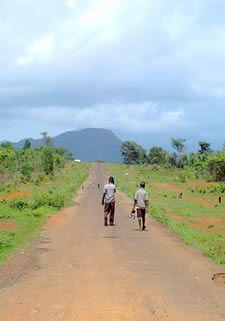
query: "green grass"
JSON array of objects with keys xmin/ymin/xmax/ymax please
[
  {"xmin": 0, "ymin": 162, "xmax": 90, "ymax": 262},
  {"xmin": 107, "ymin": 163, "xmax": 225, "ymax": 265}
]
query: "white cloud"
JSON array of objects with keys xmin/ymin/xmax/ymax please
[
  {"xmin": 65, "ymin": 0, "xmax": 77, "ymax": 10},
  {"xmin": 26, "ymin": 103, "xmax": 185, "ymax": 134},
  {"xmin": 16, "ymin": 35, "xmax": 54, "ymax": 65},
  {"xmin": 1, "ymin": 0, "xmax": 225, "ymax": 148}
]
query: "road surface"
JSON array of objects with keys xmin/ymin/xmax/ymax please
[{"xmin": 0, "ymin": 163, "xmax": 225, "ymax": 321}]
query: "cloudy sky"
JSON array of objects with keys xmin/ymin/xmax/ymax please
[{"xmin": 0, "ymin": 0, "xmax": 225, "ymax": 150}]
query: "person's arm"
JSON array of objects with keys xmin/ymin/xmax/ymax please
[
  {"xmin": 102, "ymin": 186, "xmax": 106, "ymax": 205},
  {"xmin": 132, "ymin": 199, "xmax": 137, "ymax": 212},
  {"xmin": 102, "ymin": 193, "xmax": 106, "ymax": 205},
  {"xmin": 132, "ymin": 190, "xmax": 138, "ymax": 212},
  {"xmin": 145, "ymin": 192, "xmax": 149, "ymax": 209}
]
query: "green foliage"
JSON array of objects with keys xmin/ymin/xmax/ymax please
[
  {"xmin": 41, "ymin": 146, "xmax": 54, "ymax": 176},
  {"xmin": 40, "ymin": 131, "xmax": 53, "ymax": 147},
  {"xmin": 171, "ymin": 138, "xmax": 186, "ymax": 168},
  {"xmin": 0, "ymin": 141, "xmax": 13, "ymax": 149},
  {"xmin": 120, "ymin": 141, "xmax": 147, "ymax": 164},
  {"xmin": 106, "ymin": 163, "xmax": 225, "ymax": 265},
  {"xmin": 198, "ymin": 141, "xmax": 212, "ymax": 154},
  {"xmin": 9, "ymin": 198, "xmax": 29, "ymax": 211},
  {"xmin": 55, "ymin": 147, "xmax": 73, "ymax": 160},
  {"xmin": 171, "ymin": 138, "xmax": 186, "ymax": 155},
  {"xmin": 0, "ymin": 162, "xmax": 90, "ymax": 262},
  {"xmin": 32, "ymin": 193, "xmax": 64, "ymax": 210},
  {"xmin": 0, "ymin": 147, "xmax": 16, "ymax": 164},
  {"xmin": 20, "ymin": 161, "xmax": 33, "ymax": 182},
  {"xmin": 206, "ymin": 153, "xmax": 225, "ymax": 181},
  {"xmin": 23, "ymin": 140, "xmax": 31, "ymax": 150},
  {"xmin": 150, "ymin": 206, "xmax": 169, "ymax": 224},
  {"xmin": 0, "ymin": 232, "xmax": 15, "ymax": 249},
  {"xmin": 178, "ymin": 172, "xmax": 186, "ymax": 183},
  {"xmin": 204, "ymin": 239, "xmax": 225, "ymax": 264},
  {"xmin": 193, "ymin": 183, "xmax": 225, "ymax": 195},
  {"xmin": 148, "ymin": 147, "xmax": 167, "ymax": 165},
  {"xmin": 0, "ymin": 141, "xmax": 70, "ymax": 190}
]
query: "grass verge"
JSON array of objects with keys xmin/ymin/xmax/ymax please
[
  {"xmin": 0, "ymin": 162, "xmax": 90, "ymax": 262},
  {"xmin": 107, "ymin": 163, "xmax": 225, "ymax": 265}
]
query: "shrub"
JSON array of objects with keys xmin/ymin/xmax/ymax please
[
  {"xmin": 204, "ymin": 239, "xmax": 225, "ymax": 265},
  {"xmin": 178, "ymin": 172, "xmax": 186, "ymax": 183},
  {"xmin": 20, "ymin": 162, "xmax": 33, "ymax": 182},
  {"xmin": 9, "ymin": 198, "xmax": 29, "ymax": 211},
  {"xmin": 0, "ymin": 231, "xmax": 15, "ymax": 249},
  {"xmin": 206, "ymin": 154, "xmax": 225, "ymax": 181},
  {"xmin": 41, "ymin": 146, "xmax": 54, "ymax": 176},
  {"xmin": 32, "ymin": 193, "xmax": 64, "ymax": 210},
  {"xmin": 150, "ymin": 206, "xmax": 169, "ymax": 225}
]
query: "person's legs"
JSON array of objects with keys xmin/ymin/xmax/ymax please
[
  {"xmin": 104, "ymin": 203, "xmax": 109, "ymax": 226},
  {"xmin": 142, "ymin": 209, "xmax": 146, "ymax": 230},
  {"xmin": 109, "ymin": 202, "xmax": 115, "ymax": 225},
  {"xmin": 137, "ymin": 209, "xmax": 142, "ymax": 230}
]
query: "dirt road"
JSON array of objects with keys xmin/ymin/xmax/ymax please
[{"xmin": 0, "ymin": 163, "xmax": 225, "ymax": 321}]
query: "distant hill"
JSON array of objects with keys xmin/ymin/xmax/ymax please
[{"xmin": 13, "ymin": 128, "xmax": 122, "ymax": 163}]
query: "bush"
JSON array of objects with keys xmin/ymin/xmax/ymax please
[
  {"xmin": 32, "ymin": 193, "xmax": 64, "ymax": 210},
  {"xmin": 0, "ymin": 232, "xmax": 15, "ymax": 249},
  {"xmin": 206, "ymin": 154, "xmax": 225, "ymax": 181},
  {"xmin": 9, "ymin": 198, "xmax": 29, "ymax": 211},
  {"xmin": 204, "ymin": 239, "xmax": 225, "ymax": 265},
  {"xmin": 20, "ymin": 162, "xmax": 33, "ymax": 182},
  {"xmin": 0, "ymin": 201, "xmax": 18, "ymax": 218},
  {"xmin": 178, "ymin": 172, "xmax": 186, "ymax": 183},
  {"xmin": 193, "ymin": 184, "xmax": 225, "ymax": 195},
  {"xmin": 41, "ymin": 146, "xmax": 54, "ymax": 176},
  {"xmin": 150, "ymin": 206, "xmax": 169, "ymax": 225}
]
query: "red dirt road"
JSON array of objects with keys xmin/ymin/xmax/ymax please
[{"xmin": 0, "ymin": 163, "xmax": 225, "ymax": 321}]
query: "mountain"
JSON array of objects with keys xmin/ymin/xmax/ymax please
[{"xmin": 13, "ymin": 128, "xmax": 122, "ymax": 163}]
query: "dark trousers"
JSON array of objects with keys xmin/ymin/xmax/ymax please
[{"xmin": 104, "ymin": 202, "xmax": 115, "ymax": 224}]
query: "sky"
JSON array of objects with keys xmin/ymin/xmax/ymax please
[{"xmin": 0, "ymin": 0, "xmax": 225, "ymax": 151}]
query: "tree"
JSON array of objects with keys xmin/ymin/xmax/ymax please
[
  {"xmin": 171, "ymin": 138, "xmax": 186, "ymax": 167},
  {"xmin": 206, "ymin": 153, "xmax": 225, "ymax": 181},
  {"xmin": 198, "ymin": 141, "xmax": 212, "ymax": 154},
  {"xmin": 41, "ymin": 146, "xmax": 54, "ymax": 176},
  {"xmin": 1, "ymin": 141, "xmax": 13, "ymax": 149},
  {"xmin": 171, "ymin": 138, "xmax": 186, "ymax": 156},
  {"xmin": 55, "ymin": 147, "xmax": 73, "ymax": 160},
  {"xmin": 40, "ymin": 132, "xmax": 53, "ymax": 147},
  {"xmin": 148, "ymin": 147, "xmax": 167, "ymax": 165},
  {"xmin": 168, "ymin": 152, "xmax": 178, "ymax": 167},
  {"xmin": 23, "ymin": 139, "xmax": 31, "ymax": 150},
  {"xmin": 120, "ymin": 141, "xmax": 147, "ymax": 164}
]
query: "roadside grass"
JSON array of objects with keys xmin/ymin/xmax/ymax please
[
  {"xmin": 0, "ymin": 162, "xmax": 90, "ymax": 262},
  {"xmin": 107, "ymin": 163, "xmax": 225, "ymax": 265}
]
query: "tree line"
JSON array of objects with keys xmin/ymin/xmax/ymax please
[
  {"xmin": 0, "ymin": 132, "xmax": 73, "ymax": 188},
  {"xmin": 120, "ymin": 138, "xmax": 225, "ymax": 181}
]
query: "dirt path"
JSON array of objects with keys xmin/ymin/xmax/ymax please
[{"xmin": 0, "ymin": 163, "xmax": 225, "ymax": 321}]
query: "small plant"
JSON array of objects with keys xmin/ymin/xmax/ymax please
[
  {"xmin": 41, "ymin": 146, "xmax": 54, "ymax": 176},
  {"xmin": 20, "ymin": 162, "xmax": 33, "ymax": 182},
  {"xmin": 178, "ymin": 173, "xmax": 186, "ymax": 183},
  {"xmin": 0, "ymin": 232, "xmax": 15, "ymax": 249},
  {"xmin": 150, "ymin": 206, "xmax": 169, "ymax": 225},
  {"xmin": 204, "ymin": 240, "xmax": 225, "ymax": 265},
  {"xmin": 9, "ymin": 198, "xmax": 29, "ymax": 211},
  {"xmin": 32, "ymin": 193, "xmax": 64, "ymax": 210},
  {"xmin": 206, "ymin": 154, "xmax": 225, "ymax": 182}
]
